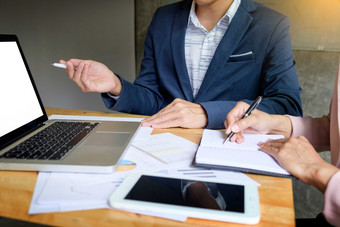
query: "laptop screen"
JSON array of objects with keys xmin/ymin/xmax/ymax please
[{"xmin": 0, "ymin": 35, "xmax": 47, "ymax": 148}]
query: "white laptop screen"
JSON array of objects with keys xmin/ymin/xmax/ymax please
[{"xmin": 0, "ymin": 41, "xmax": 44, "ymax": 137}]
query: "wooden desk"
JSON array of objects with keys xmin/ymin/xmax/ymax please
[{"xmin": 0, "ymin": 108, "xmax": 295, "ymax": 226}]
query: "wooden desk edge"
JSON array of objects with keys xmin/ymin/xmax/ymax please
[{"xmin": 0, "ymin": 108, "xmax": 295, "ymax": 227}]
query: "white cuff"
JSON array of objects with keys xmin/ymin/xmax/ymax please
[{"xmin": 107, "ymin": 92, "xmax": 120, "ymax": 100}]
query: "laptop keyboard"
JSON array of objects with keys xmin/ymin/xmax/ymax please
[{"xmin": 0, "ymin": 121, "xmax": 99, "ymax": 161}]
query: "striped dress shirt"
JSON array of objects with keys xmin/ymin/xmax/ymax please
[{"xmin": 185, "ymin": 0, "xmax": 241, "ymax": 98}]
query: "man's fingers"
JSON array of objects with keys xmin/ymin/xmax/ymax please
[
  {"xmin": 148, "ymin": 118, "xmax": 182, "ymax": 129},
  {"xmin": 68, "ymin": 58, "xmax": 84, "ymax": 66},
  {"xmin": 145, "ymin": 102, "xmax": 176, "ymax": 122},
  {"xmin": 80, "ymin": 64, "xmax": 92, "ymax": 91},
  {"xmin": 141, "ymin": 99, "xmax": 207, "ymax": 128},
  {"xmin": 66, "ymin": 61, "xmax": 75, "ymax": 79},
  {"xmin": 73, "ymin": 63, "xmax": 87, "ymax": 91},
  {"xmin": 142, "ymin": 110, "xmax": 177, "ymax": 127},
  {"xmin": 142, "ymin": 111, "xmax": 166, "ymax": 124},
  {"xmin": 142, "ymin": 99, "xmax": 184, "ymax": 126}
]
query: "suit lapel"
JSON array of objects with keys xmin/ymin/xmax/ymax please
[
  {"xmin": 171, "ymin": 1, "xmax": 194, "ymax": 102},
  {"xmin": 195, "ymin": 3, "xmax": 254, "ymax": 100}
]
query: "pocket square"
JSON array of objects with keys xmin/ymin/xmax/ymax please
[
  {"xmin": 230, "ymin": 51, "xmax": 253, "ymax": 58},
  {"xmin": 228, "ymin": 51, "xmax": 255, "ymax": 62}
]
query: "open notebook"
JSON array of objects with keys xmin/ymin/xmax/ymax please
[{"xmin": 193, "ymin": 129, "xmax": 292, "ymax": 178}]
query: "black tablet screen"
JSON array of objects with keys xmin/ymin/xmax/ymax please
[{"xmin": 124, "ymin": 175, "xmax": 244, "ymax": 213}]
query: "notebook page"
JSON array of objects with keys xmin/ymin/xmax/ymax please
[
  {"xmin": 195, "ymin": 146, "xmax": 289, "ymax": 175},
  {"xmin": 200, "ymin": 129, "xmax": 283, "ymax": 150}
]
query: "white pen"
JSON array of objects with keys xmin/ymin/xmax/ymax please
[{"xmin": 51, "ymin": 63, "xmax": 67, "ymax": 69}]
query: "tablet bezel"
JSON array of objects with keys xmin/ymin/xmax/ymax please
[{"xmin": 109, "ymin": 172, "xmax": 260, "ymax": 224}]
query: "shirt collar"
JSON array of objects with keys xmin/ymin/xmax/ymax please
[
  {"xmin": 227, "ymin": 0, "xmax": 241, "ymax": 23},
  {"xmin": 188, "ymin": 0, "xmax": 241, "ymax": 28}
]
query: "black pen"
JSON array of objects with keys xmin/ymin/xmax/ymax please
[{"xmin": 224, "ymin": 96, "xmax": 263, "ymax": 144}]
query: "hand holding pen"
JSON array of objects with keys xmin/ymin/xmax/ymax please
[{"xmin": 224, "ymin": 96, "xmax": 262, "ymax": 144}]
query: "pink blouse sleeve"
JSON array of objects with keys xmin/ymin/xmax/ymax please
[
  {"xmin": 323, "ymin": 171, "xmax": 340, "ymax": 226},
  {"xmin": 288, "ymin": 115, "xmax": 330, "ymax": 152},
  {"xmin": 289, "ymin": 115, "xmax": 340, "ymax": 225}
]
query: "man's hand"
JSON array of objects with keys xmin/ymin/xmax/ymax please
[
  {"xmin": 60, "ymin": 59, "xmax": 122, "ymax": 95},
  {"xmin": 141, "ymin": 98, "xmax": 208, "ymax": 128},
  {"xmin": 259, "ymin": 137, "xmax": 339, "ymax": 193}
]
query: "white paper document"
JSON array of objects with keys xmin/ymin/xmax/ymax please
[{"xmin": 132, "ymin": 133, "xmax": 198, "ymax": 164}]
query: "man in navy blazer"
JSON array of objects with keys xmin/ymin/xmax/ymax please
[{"xmin": 62, "ymin": 0, "xmax": 302, "ymax": 129}]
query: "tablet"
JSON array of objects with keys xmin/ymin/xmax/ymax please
[{"xmin": 109, "ymin": 173, "xmax": 260, "ymax": 224}]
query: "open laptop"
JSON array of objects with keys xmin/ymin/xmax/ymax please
[{"xmin": 0, "ymin": 34, "xmax": 140, "ymax": 173}]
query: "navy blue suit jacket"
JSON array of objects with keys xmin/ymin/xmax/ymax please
[{"xmin": 102, "ymin": 0, "xmax": 303, "ymax": 129}]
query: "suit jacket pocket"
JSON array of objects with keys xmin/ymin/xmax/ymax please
[{"xmin": 228, "ymin": 51, "xmax": 255, "ymax": 62}]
